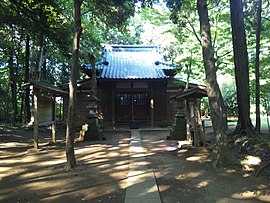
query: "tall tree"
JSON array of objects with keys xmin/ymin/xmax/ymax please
[
  {"xmin": 4, "ymin": 25, "xmax": 24, "ymax": 125},
  {"xmin": 24, "ymin": 34, "xmax": 31, "ymax": 123},
  {"xmin": 8, "ymin": 33, "xmax": 18, "ymax": 124},
  {"xmin": 65, "ymin": 0, "xmax": 82, "ymax": 170},
  {"xmin": 254, "ymin": 0, "xmax": 262, "ymax": 133},
  {"xmin": 230, "ymin": 0, "xmax": 255, "ymax": 136},
  {"xmin": 197, "ymin": 0, "xmax": 229, "ymax": 164}
]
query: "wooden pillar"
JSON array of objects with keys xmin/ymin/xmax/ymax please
[
  {"xmin": 193, "ymin": 98, "xmax": 206, "ymax": 146},
  {"xmin": 192, "ymin": 100, "xmax": 199, "ymax": 147},
  {"xmin": 52, "ymin": 123, "xmax": 56, "ymax": 143},
  {"xmin": 51, "ymin": 97, "xmax": 56, "ymax": 143},
  {"xmin": 112, "ymin": 85, "xmax": 115, "ymax": 127},
  {"xmin": 195, "ymin": 98, "xmax": 206, "ymax": 146},
  {"xmin": 150, "ymin": 99, "xmax": 154, "ymax": 128},
  {"xmin": 150, "ymin": 86, "xmax": 154, "ymax": 128},
  {"xmin": 59, "ymin": 97, "xmax": 62, "ymax": 121},
  {"xmin": 185, "ymin": 98, "xmax": 192, "ymax": 142},
  {"xmin": 33, "ymin": 88, "xmax": 39, "ymax": 149}
]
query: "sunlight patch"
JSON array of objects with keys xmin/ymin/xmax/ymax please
[
  {"xmin": 186, "ymin": 156, "xmax": 202, "ymax": 161},
  {"xmin": 0, "ymin": 167, "xmax": 12, "ymax": 178},
  {"xmin": 241, "ymin": 155, "xmax": 261, "ymax": 171},
  {"xmin": 224, "ymin": 169, "xmax": 236, "ymax": 174},
  {"xmin": 88, "ymin": 158, "xmax": 109, "ymax": 164},
  {"xmin": 42, "ymin": 159, "xmax": 65, "ymax": 166},
  {"xmin": 196, "ymin": 180, "xmax": 210, "ymax": 188},
  {"xmin": 232, "ymin": 190, "xmax": 260, "ymax": 199},
  {"xmin": 176, "ymin": 171, "xmax": 203, "ymax": 179},
  {"xmin": 158, "ymin": 185, "xmax": 171, "ymax": 192},
  {"xmin": 109, "ymin": 147, "xmax": 120, "ymax": 150}
]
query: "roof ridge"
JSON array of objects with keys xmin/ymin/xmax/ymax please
[
  {"xmin": 103, "ymin": 45, "xmax": 161, "ymax": 53},
  {"xmin": 104, "ymin": 44, "xmax": 160, "ymax": 48}
]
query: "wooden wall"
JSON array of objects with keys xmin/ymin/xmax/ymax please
[
  {"xmin": 63, "ymin": 78, "xmax": 180, "ymax": 127},
  {"xmin": 151, "ymin": 80, "xmax": 167, "ymax": 122},
  {"xmin": 37, "ymin": 96, "xmax": 54, "ymax": 126},
  {"xmin": 99, "ymin": 79, "xmax": 179, "ymax": 126}
]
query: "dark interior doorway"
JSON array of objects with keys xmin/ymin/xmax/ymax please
[{"xmin": 115, "ymin": 92, "xmax": 150, "ymax": 122}]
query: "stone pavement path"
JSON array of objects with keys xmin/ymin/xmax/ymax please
[{"xmin": 125, "ymin": 130, "xmax": 162, "ymax": 203}]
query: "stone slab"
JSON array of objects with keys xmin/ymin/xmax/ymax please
[{"xmin": 125, "ymin": 130, "xmax": 161, "ymax": 203}]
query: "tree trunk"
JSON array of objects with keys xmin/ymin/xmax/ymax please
[
  {"xmin": 34, "ymin": 34, "xmax": 45, "ymax": 80},
  {"xmin": 255, "ymin": 0, "xmax": 262, "ymax": 133},
  {"xmin": 197, "ymin": 0, "xmax": 229, "ymax": 164},
  {"xmin": 65, "ymin": 0, "xmax": 83, "ymax": 170},
  {"xmin": 230, "ymin": 0, "xmax": 256, "ymax": 136},
  {"xmin": 8, "ymin": 48, "xmax": 18, "ymax": 125},
  {"xmin": 20, "ymin": 92, "xmax": 24, "ymax": 123},
  {"xmin": 24, "ymin": 34, "xmax": 31, "ymax": 123},
  {"xmin": 89, "ymin": 53, "xmax": 97, "ymax": 95},
  {"xmin": 16, "ymin": 32, "xmax": 23, "ymax": 123},
  {"xmin": 41, "ymin": 51, "xmax": 47, "ymax": 81},
  {"xmin": 266, "ymin": 100, "xmax": 270, "ymax": 135}
]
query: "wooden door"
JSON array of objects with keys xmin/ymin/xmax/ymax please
[{"xmin": 115, "ymin": 92, "xmax": 149, "ymax": 122}]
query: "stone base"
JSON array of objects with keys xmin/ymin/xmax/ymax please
[
  {"xmin": 171, "ymin": 118, "xmax": 186, "ymax": 141},
  {"xmin": 83, "ymin": 119, "xmax": 103, "ymax": 141}
]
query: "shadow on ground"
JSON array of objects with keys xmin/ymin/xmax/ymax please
[{"xmin": 0, "ymin": 127, "xmax": 269, "ymax": 203}]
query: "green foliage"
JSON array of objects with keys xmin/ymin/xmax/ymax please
[
  {"xmin": 261, "ymin": 82, "xmax": 270, "ymax": 115},
  {"xmin": 0, "ymin": 67, "xmax": 10, "ymax": 122},
  {"xmin": 220, "ymin": 81, "xmax": 238, "ymax": 116},
  {"xmin": 243, "ymin": 0, "xmax": 270, "ymax": 111},
  {"xmin": 200, "ymin": 97, "xmax": 210, "ymax": 117},
  {"xmin": 157, "ymin": 0, "xmax": 235, "ymax": 82},
  {"xmin": 83, "ymin": 0, "xmax": 136, "ymax": 28},
  {"xmin": 104, "ymin": 17, "xmax": 143, "ymax": 45}
]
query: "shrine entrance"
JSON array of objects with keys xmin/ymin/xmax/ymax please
[{"xmin": 115, "ymin": 92, "xmax": 150, "ymax": 123}]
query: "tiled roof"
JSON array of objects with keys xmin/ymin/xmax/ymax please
[
  {"xmin": 23, "ymin": 80, "xmax": 68, "ymax": 96},
  {"xmin": 83, "ymin": 45, "xmax": 177, "ymax": 79}
]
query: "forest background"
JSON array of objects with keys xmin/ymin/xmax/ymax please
[{"xmin": 0, "ymin": 0, "xmax": 269, "ymax": 126}]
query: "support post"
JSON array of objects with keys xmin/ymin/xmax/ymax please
[
  {"xmin": 112, "ymin": 85, "xmax": 115, "ymax": 128},
  {"xmin": 52, "ymin": 97, "xmax": 56, "ymax": 143},
  {"xmin": 52, "ymin": 123, "xmax": 56, "ymax": 143},
  {"xmin": 150, "ymin": 99, "xmax": 154, "ymax": 128},
  {"xmin": 33, "ymin": 88, "xmax": 39, "ymax": 149},
  {"xmin": 150, "ymin": 86, "xmax": 154, "ymax": 128},
  {"xmin": 191, "ymin": 100, "xmax": 199, "ymax": 147},
  {"xmin": 185, "ymin": 98, "xmax": 192, "ymax": 142},
  {"xmin": 194, "ymin": 98, "xmax": 206, "ymax": 146},
  {"xmin": 193, "ymin": 98, "xmax": 206, "ymax": 146}
]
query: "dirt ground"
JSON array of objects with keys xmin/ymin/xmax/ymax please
[
  {"xmin": 141, "ymin": 131, "xmax": 270, "ymax": 203},
  {"xmin": 0, "ymin": 126, "xmax": 269, "ymax": 203}
]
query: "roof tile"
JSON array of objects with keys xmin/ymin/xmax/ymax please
[{"xmin": 84, "ymin": 45, "xmax": 177, "ymax": 79}]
